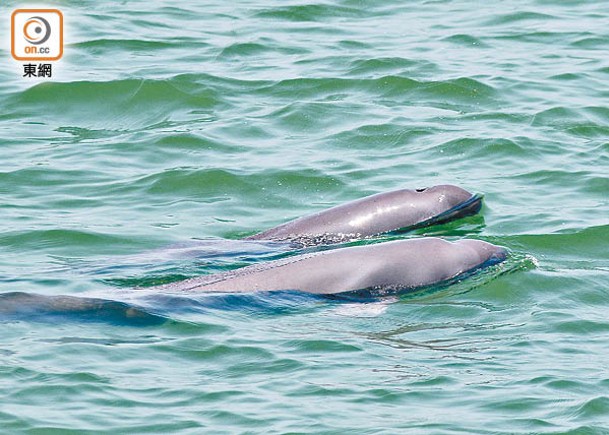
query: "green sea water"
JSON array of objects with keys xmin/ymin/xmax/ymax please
[{"xmin": 1, "ymin": 0, "xmax": 609, "ymax": 432}]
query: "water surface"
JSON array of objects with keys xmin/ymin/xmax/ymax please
[{"xmin": 1, "ymin": 0, "xmax": 608, "ymax": 432}]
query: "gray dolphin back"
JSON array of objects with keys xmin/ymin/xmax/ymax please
[
  {"xmin": 246, "ymin": 185, "xmax": 482, "ymax": 244},
  {"xmin": 158, "ymin": 238, "xmax": 507, "ymax": 295}
]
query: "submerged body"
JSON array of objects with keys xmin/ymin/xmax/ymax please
[
  {"xmin": 246, "ymin": 185, "xmax": 482, "ymax": 243},
  {"xmin": 157, "ymin": 238, "xmax": 507, "ymax": 295},
  {"xmin": 0, "ymin": 291, "xmax": 163, "ymax": 324}
]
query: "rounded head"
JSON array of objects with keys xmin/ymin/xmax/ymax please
[
  {"xmin": 248, "ymin": 184, "xmax": 483, "ymax": 242},
  {"xmin": 412, "ymin": 184, "xmax": 478, "ymax": 213},
  {"xmin": 454, "ymin": 239, "xmax": 508, "ymax": 266},
  {"xmin": 377, "ymin": 184, "xmax": 481, "ymax": 230}
]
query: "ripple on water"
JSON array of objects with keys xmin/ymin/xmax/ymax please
[
  {"xmin": 7, "ymin": 76, "xmax": 221, "ymax": 132},
  {"xmin": 253, "ymin": 4, "xmax": 369, "ymax": 22}
]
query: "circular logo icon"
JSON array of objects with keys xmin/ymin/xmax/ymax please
[{"xmin": 23, "ymin": 16, "xmax": 51, "ymax": 45}]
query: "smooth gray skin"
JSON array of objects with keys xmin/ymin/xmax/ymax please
[
  {"xmin": 156, "ymin": 238, "xmax": 507, "ymax": 295},
  {"xmin": 0, "ymin": 239, "xmax": 506, "ymax": 320},
  {"xmin": 0, "ymin": 239, "xmax": 505, "ymax": 318},
  {"xmin": 246, "ymin": 185, "xmax": 477, "ymax": 243}
]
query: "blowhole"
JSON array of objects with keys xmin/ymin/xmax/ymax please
[{"xmin": 415, "ymin": 187, "xmax": 428, "ymax": 192}]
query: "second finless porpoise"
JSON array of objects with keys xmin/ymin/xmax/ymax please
[
  {"xmin": 0, "ymin": 238, "xmax": 507, "ymax": 320},
  {"xmin": 155, "ymin": 238, "xmax": 507, "ymax": 295}
]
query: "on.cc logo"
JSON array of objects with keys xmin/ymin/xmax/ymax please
[
  {"xmin": 11, "ymin": 9, "xmax": 63, "ymax": 61},
  {"xmin": 23, "ymin": 16, "xmax": 52, "ymax": 45}
]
